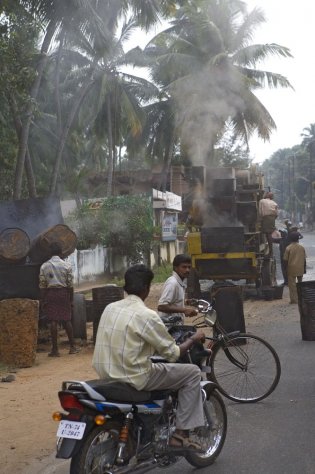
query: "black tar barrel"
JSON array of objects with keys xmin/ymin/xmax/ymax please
[
  {"xmin": 0, "ymin": 227, "xmax": 31, "ymax": 264},
  {"xmin": 28, "ymin": 224, "xmax": 77, "ymax": 264}
]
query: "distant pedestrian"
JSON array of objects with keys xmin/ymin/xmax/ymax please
[
  {"xmin": 258, "ymin": 192, "xmax": 278, "ymax": 257},
  {"xmin": 39, "ymin": 242, "xmax": 79, "ymax": 357},
  {"xmin": 283, "ymin": 232, "xmax": 306, "ymax": 304},
  {"xmin": 287, "ymin": 225, "xmax": 303, "ymax": 243}
]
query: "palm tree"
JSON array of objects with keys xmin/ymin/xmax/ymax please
[
  {"xmin": 12, "ymin": 0, "xmax": 89, "ymax": 199},
  {"xmin": 11, "ymin": 0, "xmax": 176, "ymax": 198},
  {"xmin": 47, "ymin": 12, "xmax": 160, "ymax": 197},
  {"xmin": 143, "ymin": 0, "xmax": 293, "ymax": 165}
]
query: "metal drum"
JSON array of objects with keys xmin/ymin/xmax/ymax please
[{"xmin": 92, "ymin": 285, "xmax": 124, "ymax": 343}]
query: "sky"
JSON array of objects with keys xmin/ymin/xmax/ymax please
[
  {"xmin": 128, "ymin": 1, "xmax": 315, "ymax": 164},
  {"xmin": 245, "ymin": 0, "xmax": 315, "ymax": 163}
]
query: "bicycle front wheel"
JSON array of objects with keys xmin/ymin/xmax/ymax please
[{"xmin": 207, "ymin": 334, "xmax": 281, "ymax": 403}]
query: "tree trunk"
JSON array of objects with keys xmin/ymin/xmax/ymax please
[
  {"xmin": 8, "ymin": 93, "xmax": 37, "ymax": 197},
  {"xmin": 50, "ymin": 65, "xmax": 97, "ymax": 195},
  {"xmin": 106, "ymin": 96, "xmax": 114, "ymax": 197},
  {"xmin": 24, "ymin": 149, "xmax": 37, "ymax": 198},
  {"xmin": 13, "ymin": 20, "xmax": 56, "ymax": 200},
  {"xmin": 160, "ymin": 131, "xmax": 175, "ymax": 192}
]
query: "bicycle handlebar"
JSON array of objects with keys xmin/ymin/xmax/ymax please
[{"xmin": 189, "ymin": 298, "xmax": 213, "ymax": 313}]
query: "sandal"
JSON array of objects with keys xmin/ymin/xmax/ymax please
[
  {"xmin": 69, "ymin": 347, "xmax": 80, "ymax": 354},
  {"xmin": 48, "ymin": 351, "xmax": 61, "ymax": 357},
  {"xmin": 169, "ymin": 433, "xmax": 203, "ymax": 452}
]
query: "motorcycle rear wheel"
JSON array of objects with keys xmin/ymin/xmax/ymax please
[
  {"xmin": 70, "ymin": 423, "xmax": 119, "ymax": 474},
  {"xmin": 185, "ymin": 390, "xmax": 227, "ymax": 467}
]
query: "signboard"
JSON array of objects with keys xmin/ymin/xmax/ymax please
[
  {"xmin": 165, "ymin": 192, "xmax": 182, "ymax": 211},
  {"xmin": 162, "ymin": 212, "xmax": 178, "ymax": 241},
  {"xmin": 152, "ymin": 189, "xmax": 182, "ymax": 211}
]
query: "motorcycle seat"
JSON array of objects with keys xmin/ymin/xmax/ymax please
[{"xmin": 86, "ymin": 380, "xmax": 172, "ymax": 403}]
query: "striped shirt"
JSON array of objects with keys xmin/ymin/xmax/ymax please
[
  {"xmin": 39, "ymin": 256, "xmax": 73, "ymax": 289},
  {"xmin": 92, "ymin": 294, "xmax": 180, "ymax": 390}
]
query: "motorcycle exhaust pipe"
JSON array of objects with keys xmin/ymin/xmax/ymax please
[{"xmin": 104, "ymin": 458, "xmax": 157, "ymax": 474}]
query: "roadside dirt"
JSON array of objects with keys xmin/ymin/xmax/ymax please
[{"xmin": 0, "ymin": 283, "xmax": 299, "ymax": 474}]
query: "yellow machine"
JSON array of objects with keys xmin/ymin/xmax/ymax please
[{"xmin": 184, "ymin": 165, "xmax": 276, "ymax": 296}]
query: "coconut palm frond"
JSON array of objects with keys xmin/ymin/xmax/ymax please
[
  {"xmin": 230, "ymin": 89, "xmax": 277, "ymax": 143},
  {"xmin": 233, "ymin": 7, "xmax": 266, "ymax": 50},
  {"xmin": 237, "ymin": 67, "xmax": 293, "ymax": 90},
  {"xmin": 118, "ymin": 18, "xmax": 138, "ymax": 44},
  {"xmin": 232, "ymin": 43, "xmax": 293, "ymax": 67}
]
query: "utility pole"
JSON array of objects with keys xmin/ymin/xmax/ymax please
[
  {"xmin": 310, "ymin": 148, "xmax": 313, "ymax": 230},
  {"xmin": 292, "ymin": 154, "xmax": 296, "ymax": 223},
  {"xmin": 288, "ymin": 157, "xmax": 291, "ymax": 220}
]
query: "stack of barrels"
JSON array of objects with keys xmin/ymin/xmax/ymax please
[
  {"xmin": 0, "ymin": 227, "xmax": 31, "ymax": 264},
  {"xmin": 0, "ymin": 224, "xmax": 77, "ymax": 266},
  {"xmin": 0, "ymin": 224, "xmax": 77, "ymax": 301},
  {"xmin": 0, "ymin": 224, "xmax": 78, "ymax": 368}
]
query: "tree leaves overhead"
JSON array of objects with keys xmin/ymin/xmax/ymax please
[
  {"xmin": 143, "ymin": 0, "xmax": 293, "ymax": 163},
  {"xmin": 1, "ymin": 0, "xmax": 294, "ymax": 200}
]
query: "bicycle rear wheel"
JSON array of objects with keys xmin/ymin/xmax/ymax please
[{"xmin": 207, "ymin": 334, "xmax": 281, "ymax": 403}]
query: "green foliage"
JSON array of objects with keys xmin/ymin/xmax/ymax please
[
  {"xmin": 66, "ymin": 202, "xmax": 104, "ymax": 249},
  {"xmin": 67, "ymin": 195, "xmax": 154, "ymax": 263},
  {"xmin": 100, "ymin": 195, "xmax": 153, "ymax": 263},
  {"xmin": 152, "ymin": 262, "xmax": 172, "ymax": 283}
]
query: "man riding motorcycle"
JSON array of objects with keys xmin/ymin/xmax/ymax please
[{"xmin": 92, "ymin": 264, "xmax": 206, "ymax": 451}]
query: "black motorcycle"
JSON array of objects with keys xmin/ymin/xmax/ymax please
[{"xmin": 53, "ymin": 310, "xmax": 227, "ymax": 473}]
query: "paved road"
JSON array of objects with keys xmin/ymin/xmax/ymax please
[
  {"xmin": 27, "ymin": 315, "xmax": 315, "ymax": 474},
  {"xmin": 27, "ymin": 233, "xmax": 315, "ymax": 474}
]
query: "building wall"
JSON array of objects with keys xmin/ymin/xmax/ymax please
[
  {"xmin": 150, "ymin": 241, "xmax": 177, "ymax": 267},
  {"xmin": 68, "ymin": 241, "xmax": 180, "ymax": 285},
  {"xmin": 68, "ymin": 246, "xmax": 109, "ymax": 285}
]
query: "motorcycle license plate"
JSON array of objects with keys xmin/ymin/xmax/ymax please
[{"xmin": 57, "ymin": 420, "xmax": 86, "ymax": 440}]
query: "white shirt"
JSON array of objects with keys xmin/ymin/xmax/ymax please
[
  {"xmin": 158, "ymin": 271, "xmax": 187, "ymax": 323},
  {"xmin": 39, "ymin": 256, "xmax": 73, "ymax": 288},
  {"xmin": 259, "ymin": 198, "xmax": 278, "ymax": 217}
]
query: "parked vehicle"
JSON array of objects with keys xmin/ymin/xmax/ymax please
[
  {"xmin": 53, "ymin": 311, "xmax": 227, "ymax": 474},
  {"xmin": 183, "ymin": 165, "xmax": 277, "ymax": 295}
]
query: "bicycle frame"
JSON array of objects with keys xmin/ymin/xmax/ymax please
[{"xmin": 194, "ymin": 317, "xmax": 250, "ymax": 373}]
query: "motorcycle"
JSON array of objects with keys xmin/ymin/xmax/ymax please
[{"xmin": 53, "ymin": 307, "xmax": 227, "ymax": 473}]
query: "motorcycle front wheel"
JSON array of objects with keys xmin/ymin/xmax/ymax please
[
  {"xmin": 185, "ymin": 390, "xmax": 227, "ymax": 468},
  {"xmin": 70, "ymin": 423, "xmax": 119, "ymax": 474}
]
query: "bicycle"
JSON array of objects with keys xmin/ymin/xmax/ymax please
[{"xmin": 165, "ymin": 299, "xmax": 281, "ymax": 404}]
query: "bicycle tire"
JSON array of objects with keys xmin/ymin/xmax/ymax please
[{"xmin": 206, "ymin": 333, "xmax": 281, "ymax": 403}]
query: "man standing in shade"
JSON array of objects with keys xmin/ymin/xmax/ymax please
[
  {"xmin": 39, "ymin": 243, "xmax": 79, "ymax": 357},
  {"xmin": 283, "ymin": 232, "xmax": 306, "ymax": 304},
  {"xmin": 158, "ymin": 254, "xmax": 198, "ymax": 325},
  {"xmin": 258, "ymin": 191, "xmax": 278, "ymax": 257}
]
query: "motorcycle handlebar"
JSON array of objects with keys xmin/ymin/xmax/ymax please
[{"xmin": 161, "ymin": 314, "xmax": 183, "ymax": 324}]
